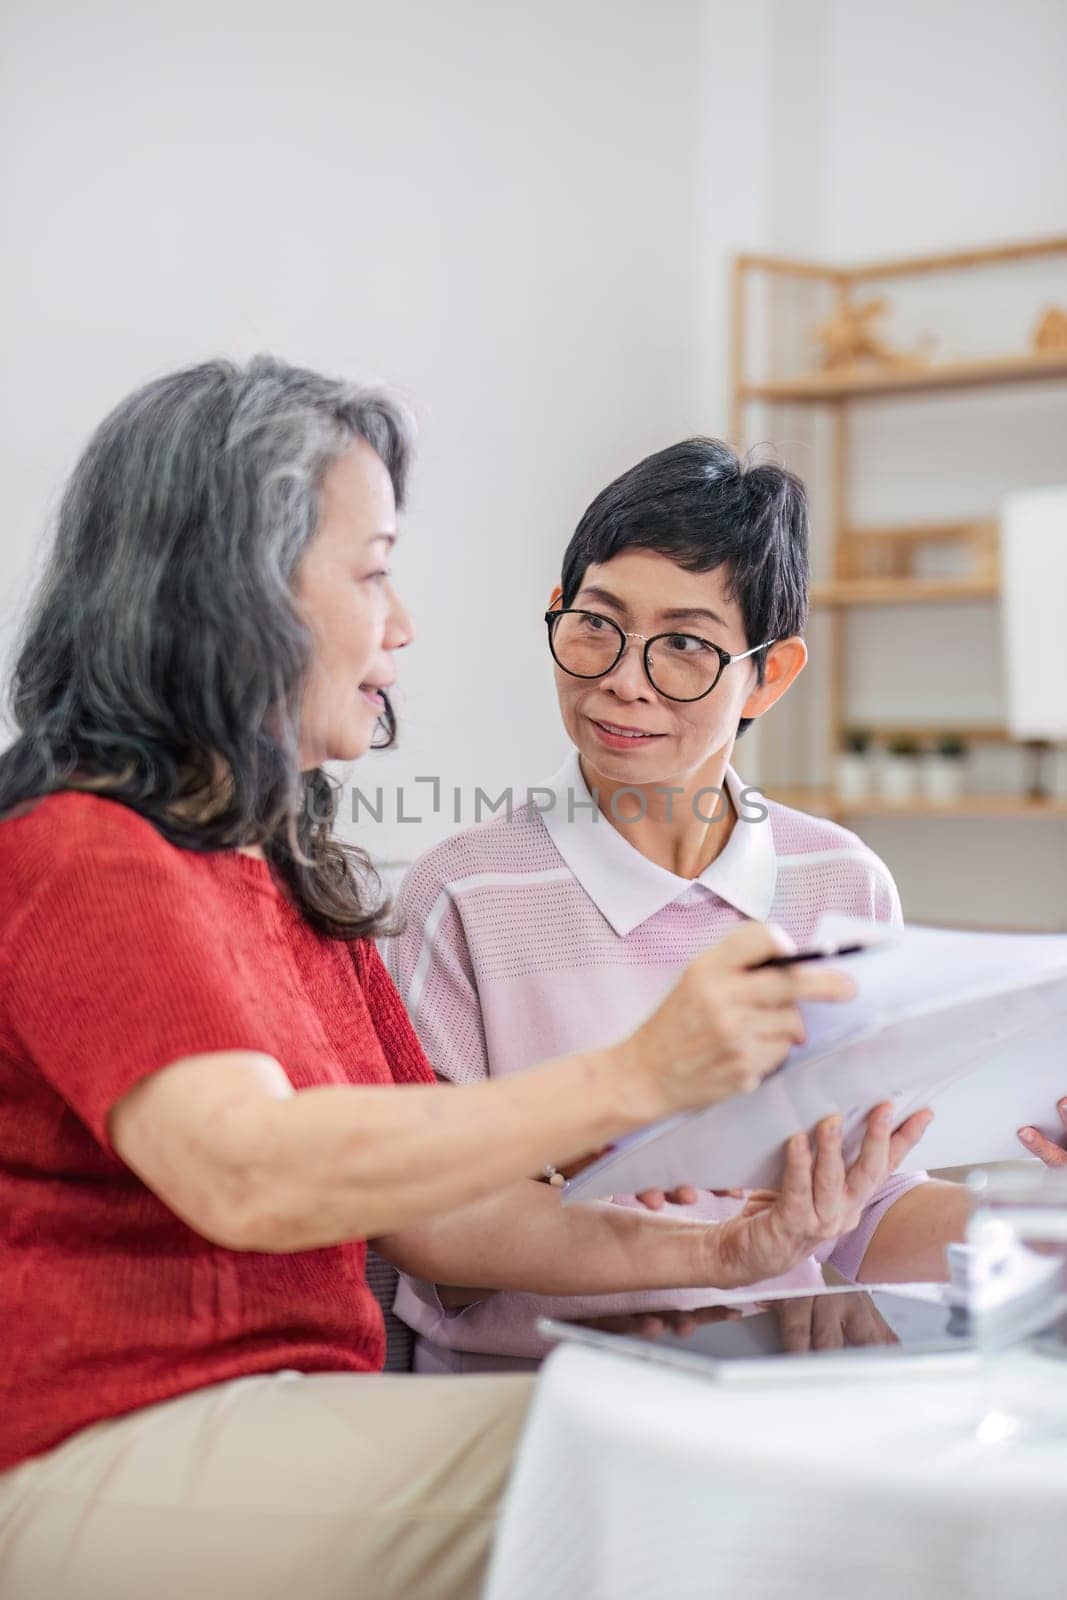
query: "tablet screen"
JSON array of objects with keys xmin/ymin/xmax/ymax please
[{"xmin": 542, "ymin": 1290, "xmax": 970, "ymax": 1362}]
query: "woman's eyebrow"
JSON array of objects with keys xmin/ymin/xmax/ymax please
[
  {"xmin": 575, "ymin": 585, "xmax": 627, "ymax": 613},
  {"xmin": 658, "ymin": 604, "xmax": 728, "ymax": 628},
  {"xmin": 576, "ymin": 585, "xmax": 727, "ymax": 630}
]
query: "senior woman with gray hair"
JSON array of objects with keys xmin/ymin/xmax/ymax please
[{"xmin": 0, "ymin": 357, "xmax": 854, "ymax": 1600}]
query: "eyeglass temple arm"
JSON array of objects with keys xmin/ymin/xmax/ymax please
[{"xmin": 728, "ymin": 639, "xmax": 777, "ymax": 663}]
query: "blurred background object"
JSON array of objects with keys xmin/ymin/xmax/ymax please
[
  {"xmin": 968, "ymin": 1167, "xmax": 1067, "ymax": 1445},
  {"xmin": 1001, "ymin": 486, "xmax": 1067, "ymax": 750},
  {"xmin": 1, "ymin": 0, "xmax": 1064, "ymax": 928}
]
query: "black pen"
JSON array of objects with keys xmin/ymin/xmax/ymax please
[{"xmin": 752, "ymin": 942, "xmax": 865, "ymax": 970}]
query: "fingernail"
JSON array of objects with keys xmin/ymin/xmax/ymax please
[
  {"xmin": 1059, "ymin": 1100, "xmax": 1067, "ymax": 1113},
  {"xmin": 1020, "ymin": 1128, "xmax": 1037, "ymax": 1145}
]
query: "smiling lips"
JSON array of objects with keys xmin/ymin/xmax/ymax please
[{"xmin": 590, "ymin": 717, "xmax": 664, "ymax": 744}]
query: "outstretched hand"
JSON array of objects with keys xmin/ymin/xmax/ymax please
[{"xmin": 703, "ymin": 1101, "xmax": 933, "ymax": 1289}]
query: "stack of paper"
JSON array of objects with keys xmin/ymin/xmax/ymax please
[{"xmin": 562, "ymin": 917, "xmax": 1067, "ymax": 1202}]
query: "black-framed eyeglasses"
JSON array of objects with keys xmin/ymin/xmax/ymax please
[{"xmin": 544, "ymin": 608, "xmax": 775, "ymax": 703}]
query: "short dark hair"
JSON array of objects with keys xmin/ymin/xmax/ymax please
[{"xmin": 560, "ymin": 438, "xmax": 809, "ymax": 735}]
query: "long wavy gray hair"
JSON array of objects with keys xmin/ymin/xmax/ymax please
[{"xmin": 0, "ymin": 354, "xmax": 412, "ymax": 940}]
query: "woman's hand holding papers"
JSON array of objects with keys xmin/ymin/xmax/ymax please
[
  {"xmin": 1018, "ymin": 1101, "xmax": 1067, "ymax": 1167},
  {"xmin": 619, "ymin": 922, "xmax": 857, "ymax": 1123},
  {"xmin": 705, "ymin": 1102, "xmax": 934, "ymax": 1289}
]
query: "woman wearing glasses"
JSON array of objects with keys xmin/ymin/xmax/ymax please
[
  {"xmin": 0, "ymin": 362, "xmax": 865, "ymax": 1600},
  {"xmin": 390, "ymin": 438, "xmax": 971, "ymax": 1374}
]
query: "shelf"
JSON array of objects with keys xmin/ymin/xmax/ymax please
[
  {"xmin": 811, "ymin": 577, "xmax": 999, "ymax": 606},
  {"xmin": 841, "ymin": 725, "xmax": 1064, "ymax": 747},
  {"xmin": 842, "ymin": 723, "xmax": 1016, "ymax": 745},
  {"xmin": 739, "ymin": 350, "xmax": 1067, "ymax": 405},
  {"xmin": 841, "ymin": 519, "xmax": 998, "ymax": 544},
  {"xmin": 763, "ymin": 788, "xmax": 1067, "ymax": 821},
  {"xmin": 736, "ymin": 236, "xmax": 1067, "ymax": 285}
]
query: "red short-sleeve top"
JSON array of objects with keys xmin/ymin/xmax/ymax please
[{"xmin": 0, "ymin": 791, "xmax": 434, "ymax": 1471}]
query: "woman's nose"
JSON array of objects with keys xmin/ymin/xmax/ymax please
[
  {"xmin": 600, "ymin": 639, "xmax": 652, "ymax": 700},
  {"xmin": 385, "ymin": 588, "xmax": 416, "ymax": 652}
]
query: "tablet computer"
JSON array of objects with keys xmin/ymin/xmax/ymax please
[{"xmin": 537, "ymin": 1287, "xmax": 975, "ymax": 1382}]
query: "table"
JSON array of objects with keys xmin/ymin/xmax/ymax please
[{"xmin": 485, "ymin": 1342, "xmax": 1067, "ymax": 1600}]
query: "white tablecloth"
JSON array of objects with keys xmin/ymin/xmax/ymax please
[{"xmin": 485, "ymin": 1343, "xmax": 1067, "ymax": 1600}]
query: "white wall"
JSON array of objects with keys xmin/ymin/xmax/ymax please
[
  {"xmin": 0, "ymin": 0, "xmax": 764, "ymax": 865},
  {"xmin": 818, "ymin": 0, "xmax": 1067, "ymax": 260}
]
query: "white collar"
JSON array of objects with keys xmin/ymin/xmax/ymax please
[{"xmin": 536, "ymin": 748, "xmax": 777, "ymax": 937}]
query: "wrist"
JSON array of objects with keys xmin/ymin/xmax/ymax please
[
  {"xmin": 601, "ymin": 1032, "xmax": 671, "ymax": 1136},
  {"xmin": 695, "ymin": 1217, "xmax": 746, "ymax": 1292}
]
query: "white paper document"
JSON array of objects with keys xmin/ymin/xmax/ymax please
[{"xmin": 562, "ymin": 918, "xmax": 1067, "ymax": 1203}]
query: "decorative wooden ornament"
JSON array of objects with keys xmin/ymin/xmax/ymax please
[
  {"xmin": 1032, "ymin": 306, "xmax": 1067, "ymax": 353},
  {"xmin": 813, "ymin": 296, "xmax": 928, "ymax": 374}
]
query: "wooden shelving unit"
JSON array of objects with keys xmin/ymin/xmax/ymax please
[
  {"xmin": 810, "ymin": 577, "xmax": 1000, "ymax": 607},
  {"xmin": 768, "ymin": 788, "xmax": 1067, "ymax": 824},
  {"xmin": 740, "ymin": 349, "xmax": 1067, "ymax": 405},
  {"xmin": 840, "ymin": 721, "xmax": 1013, "ymax": 745},
  {"xmin": 730, "ymin": 234, "xmax": 1067, "ymax": 822}
]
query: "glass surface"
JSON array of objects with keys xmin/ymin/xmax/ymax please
[
  {"xmin": 544, "ymin": 1289, "xmax": 971, "ymax": 1363},
  {"xmin": 644, "ymin": 631, "xmax": 724, "ymax": 701}
]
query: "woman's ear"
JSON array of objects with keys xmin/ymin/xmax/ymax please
[
  {"xmin": 740, "ymin": 637, "xmax": 808, "ymax": 722},
  {"xmin": 548, "ymin": 584, "xmax": 564, "ymax": 611}
]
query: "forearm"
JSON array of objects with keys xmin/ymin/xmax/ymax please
[
  {"xmin": 230, "ymin": 1046, "xmax": 661, "ymax": 1251},
  {"xmin": 112, "ymin": 921, "xmax": 850, "ymax": 1255},
  {"xmin": 855, "ymin": 1180, "xmax": 970, "ymax": 1283},
  {"xmin": 373, "ymin": 1178, "xmax": 714, "ymax": 1297}
]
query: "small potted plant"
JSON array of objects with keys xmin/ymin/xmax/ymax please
[
  {"xmin": 921, "ymin": 733, "xmax": 968, "ymax": 804},
  {"xmin": 836, "ymin": 728, "xmax": 873, "ymax": 801},
  {"xmin": 879, "ymin": 735, "xmax": 921, "ymax": 803}
]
